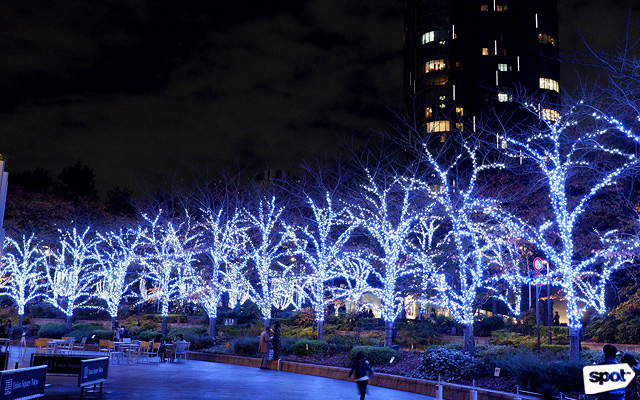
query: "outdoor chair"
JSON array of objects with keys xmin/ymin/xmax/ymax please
[
  {"xmin": 98, "ymin": 339, "xmax": 111, "ymax": 357},
  {"xmin": 135, "ymin": 341, "xmax": 151, "ymax": 363},
  {"xmin": 72, "ymin": 337, "xmax": 87, "ymax": 355},
  {"xmin": 107, "ymin": 341, "xmax": 124, "ymax": 363},
  {"xmin": 34, "ymin": 338, "xmax": 49, "ymax": 354},
  {"xmin": 148, "ymin": 341, "xmax": 161, "ymax": 363},
  {"xmin": 60, "ymin": 337, "xmax": 75, "ymax": 354},
  {"xmin": 173, "ymin": 341, "xmax": 189, "ymax": 363}
]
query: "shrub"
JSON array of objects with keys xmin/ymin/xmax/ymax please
[
  {"xmin": 25, "ymin": 324, "xmax": 41, "ymax": 338},
  {"xmin": 474, "ymin": 316, "xmax": 505, "ymax": 337},
  {"xmin": 92, "ymin": 330, "xmax": 115, "ymax": 341},
  {"xmin": 232, "ymin": 336, "xmax": 260, "ymax": 356},
  {"xmin": 490, "ymin": 330, "xmax": 535, "ymax": 347},
  {"xmin": 326, "ymin": 334, "xmax": 382, "ymax": 354},
  {"xmin": 348, "ymin": 346, "xmax": 401, "ymax": 366},
  {"xmin": 290, "ymin": 308, "xmax": 315, "ymax": 328},
  {"xmin": 412, "ymin": 346, "xmax": 477, "ymax": 381},
  {"xmin": 494, "ymin": 351, "xmax": 584, "ymax": 391},
  {"xmin": 10, "ymin": 326, "xmax": 23, "ymax": 340},
  {"xmin": 129, "ymin": 323, "xmax": 159, "ymax": 338},
  {"xmin": 165, "ymin": 326, "xmax": 207, "ymax": 341},
  {"xmin": 37, "ymin": 323, "xmax": 71, "ymax": 339},
  {"xmin": 137, "ymin": 331, "xmax": 160, "ymax": 342},
  {"xmin": 292, "ymin": 340, "xmax": 328, "ymax": 356},
  {"xmin": 64, "ymin": 324, "xmax": 103, "ymax": 342}
]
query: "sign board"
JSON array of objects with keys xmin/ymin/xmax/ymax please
[
  {"xmin": 78, "ymin": 357, "xmax": 109, "ymax": 388},
  {"xmin": 30, "ymin": 355, "xmax": 92, "ymax": 376},
  {"xmin": 0, "ymin": 365, "xmax": 47, "ymax": 400},
  {"xmin": 583, "ymin": 364, "xmax": 636, "ymax": 395}
]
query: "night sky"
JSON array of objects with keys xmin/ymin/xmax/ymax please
[{"xmin": 1, "ymin": 1, "xmax": 638, "ymax": 196}]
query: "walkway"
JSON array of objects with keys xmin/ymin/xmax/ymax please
[{"xmin": 8, "ymin": 346, "xmax": 431, "ymax": 399}]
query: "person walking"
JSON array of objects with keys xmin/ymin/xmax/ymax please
[
  {"xmin": 349, "ymin": 350, "xmax": 374, "ymax": 400},
  {"xmin": 259, "ymin": 327, "xmax": 271, "ymax": 369}
]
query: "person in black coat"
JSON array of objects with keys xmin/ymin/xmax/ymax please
[
  {"xmin": 272, "ymin": 321, "xmax": 281, "ymax": 361},
  {"xmin": 349, "ymin": 350, "xmax": 374, "ymax": 400}
]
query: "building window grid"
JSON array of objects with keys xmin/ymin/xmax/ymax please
[
  {"xmin": 539, "ymin": 78, "xmax": 560, "ymax": 93},
  {"xmin": 538, "ymin": 33, "xmax": 557, "ymax": 47},
  {"xmin": 427, "ymin": 120, "xmax": 451, "ymax": 133},
  {"xmin": 424, "ymin": 59, "xmax": 446, "ymax": 74}
]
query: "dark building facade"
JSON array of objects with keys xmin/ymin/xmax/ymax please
[{"xmin": 404, "ymin": 0, "xmax": 560, "ymax": 141}]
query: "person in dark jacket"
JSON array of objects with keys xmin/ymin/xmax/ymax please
[
  {"xmin": 272, "ymin": 321, "xmax": 281, "ymax": 361},
  {"xmin": 599, "ymin": 344, "xmax": 625, "ymax": 400},
  {"xmin": 349, "ymin": 350, "xmax": 374, "ymax": 400},
  {"xmin": 154, "ymin": 333, "xmax": 167, "ymax": 362},
  {"xmin": 622, "ymin": 353, "xmax": 640, "ymax": 400}
]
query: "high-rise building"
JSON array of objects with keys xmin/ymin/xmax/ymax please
[{"xmin": 403, "ymin": 0, "xmax": 560, "ymax": 142}]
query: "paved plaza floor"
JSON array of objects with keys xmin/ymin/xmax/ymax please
[{"xmin": 7, "ymin": 346, "xmax": 431, "ymax": 399}]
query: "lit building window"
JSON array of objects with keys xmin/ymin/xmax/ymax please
[
  {"xmin": 427, "ymin": 76, "xmax": 448, "ymax": 86},
  {"xmin": 425, "ymin": 107, "xmax": 433, "ymax": 118},
  {"xmin": 501, "ymin": 139, "xmax": 508, "ymax": 149},
  {"xmin": 455, "ymin": 107, "xmax": 464, "ymax": 116},
  {"xmin": 422, "ymin": 31, "xmax": 435, "ymax": 44},
  {"xmin": 456, "ymin": 122, "xmax": 464, "ymax": 131},
  {"xmin": 496, "ymin": 5, "xmax": 508, "ymax": 11},
  {"xmin": 482, "ymin": 47, "xmax": 490, "ymax": 56},
  {"xmin": 539, "ymin": 78, "xmax": 560, "ymax": 93},
  {"xmin": 498, "ymin": 63, "xmax": 509, "ymax": 71},
  {"xmin": 427, "ymin": 120, "xmax": 450, "ymax": 133},
  {"xmin": 424, "ymin": 59, "xmax": 446, "ymax": 73},
  {"xmin": 541, "ymin": 108, "xmax": 560, "ymax": 121},
  {"xmin": 498, "ymin": 93, "xmax": 512, "ymax": 102},
  {"xmin": 480, "ymin": 5, "xmax": 489, "ymax": 11},
  {"xmin": 439, "ymin": 95, "xmax": 446, "ymax": 101},
  {"xmin": 422, "ymin": 30, "xmax": 450, "ymax": 45},
  {"xmin": 538, "ymin": 33, "xmax": 557, "ymax": 47},
  {"xmin": 438, "ymin": 103, "xmax": 446, "ymax": 109}
]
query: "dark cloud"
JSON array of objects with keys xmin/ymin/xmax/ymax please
[{"xmin": 1, "ymin": 0, "xmax": 636, "ymax": 196}]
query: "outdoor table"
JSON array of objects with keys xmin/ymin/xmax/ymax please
[
  {"xmin": 0, "ymin": 338, "xmax": 9, "ymax": 351},
  {"xmin": 114, "ymin": 342, "xmax": 140, "ymax": 363},
  {"xmin": 47, "ymin": 339, "xmax": 67, "ymax": 354}
]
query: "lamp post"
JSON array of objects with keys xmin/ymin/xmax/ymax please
[
  {"xmin": 546, "ymin": 260, "xmax": 552, "ymax": 345},
  {"xmin": 533, "ymin": 258, "xmax": 544, "ymax": 351}
]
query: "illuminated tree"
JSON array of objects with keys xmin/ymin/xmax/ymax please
[
  {"xmin": 44, "ymin": 227, "xmax": 100, "ymax": 328},
  {"xmin": 242, "ymin": 197, "xmax": 295, "ymax": 328},
  {"xmin": 93, "ymin": 227, "xmax": 144, "ymax": 329},
  {"xmin": 499, "ymin": 102, "xmax": 640, "ymax": 361},
  {"xmin": 139, "ymin": 211, "xmax": 201, "ymax": 334},
  {"xmin": 407, "ymin": 141, "xmax": 509, "ymax": 355},
  {"xmin": 196, "ymin": 208, "xmax": 244, "ymax": 337},
  {"xmin": 347, "ymin": 172, "xmax": 424, "ymax": 347},
  {"xmin": 1, "ymin": 235, "xmax": 47, "ymax": 326},
  {"xmin": 294, "ymin": 193, "xmax": 357, "ymax": 340}
]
